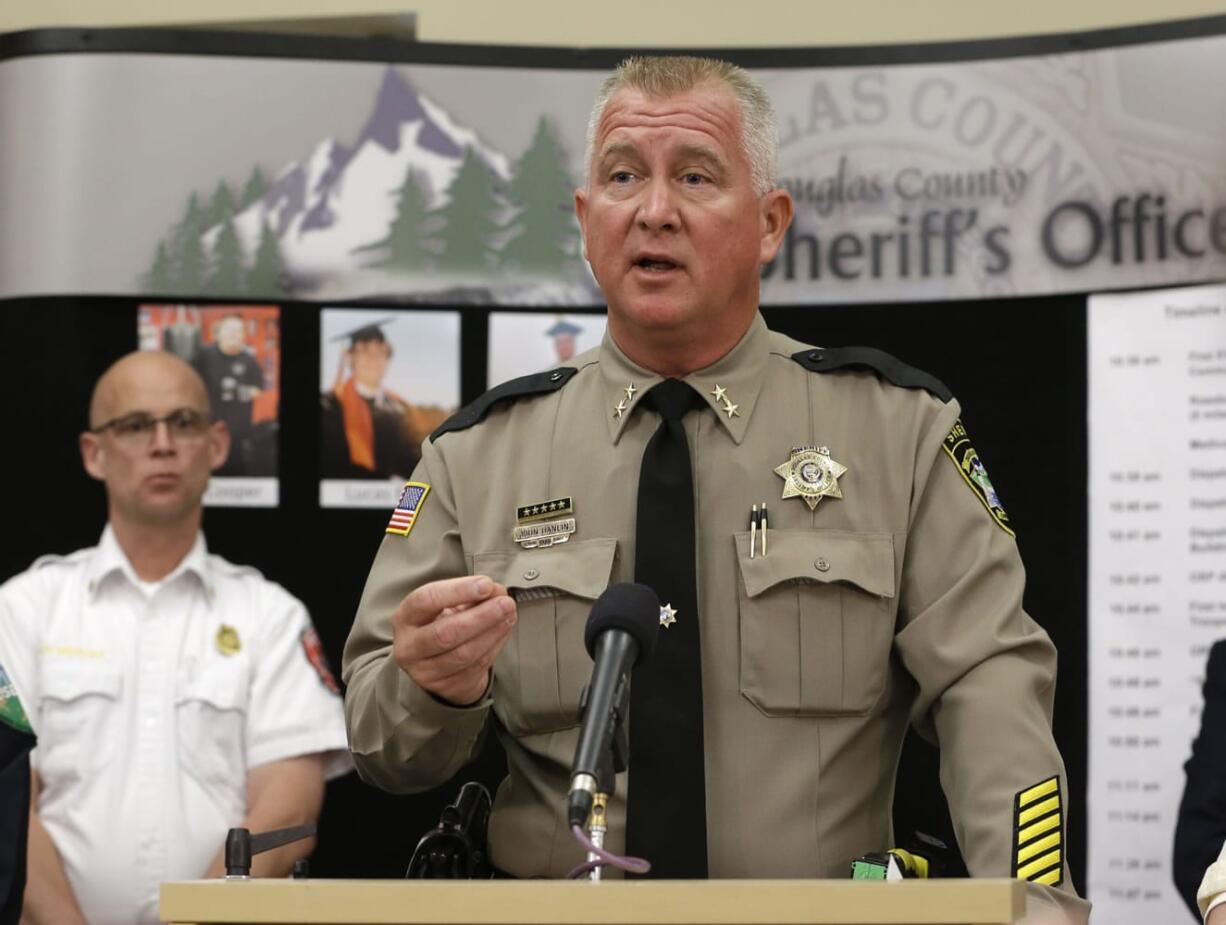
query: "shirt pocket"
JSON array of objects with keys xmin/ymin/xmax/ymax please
[
  {"xmin": 735, "ymin": 529, "xmax": 896, "ymax": 717},
  {"xmin": 474, "ymin": 538, "xmax": 618, "ymax": 737},
  {"xmin": 175, "ymin": 658, "xmax": 249, "ymax": 793},
  {"xmin": 37, "ymin": 665, "xmax": 122, "ymax": 779}
]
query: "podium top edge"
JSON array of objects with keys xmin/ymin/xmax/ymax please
[{"xmin": 160, "ymin": 878, "xmax": 1028, "ymax": 925}]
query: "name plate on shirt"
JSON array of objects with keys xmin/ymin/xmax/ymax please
[{"xmin": 512, "ymin": 517, "xmax": 576, "ymax": 548}]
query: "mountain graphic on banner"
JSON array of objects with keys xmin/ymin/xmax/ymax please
[{"xmin": 145, "ymin": 67, "xmax": 594, "ymax": 303}]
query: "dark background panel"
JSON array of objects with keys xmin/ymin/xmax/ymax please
[{"xmin": 0, "ymin": 294, "xmax": 1088, "ymax": 886}]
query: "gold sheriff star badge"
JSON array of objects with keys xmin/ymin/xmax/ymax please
[{"xmin": 774, "ymin": 446, "xmax": 848, "ymax": 511}]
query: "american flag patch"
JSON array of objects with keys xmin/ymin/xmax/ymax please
[{"xmin": 386, "ymin": 481, "xmax": 430, "ymax": 537}]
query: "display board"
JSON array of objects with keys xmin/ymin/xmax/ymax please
[{"xmin": 1088, "ymin": 283, "xmax": 1226, "ymax": 921}]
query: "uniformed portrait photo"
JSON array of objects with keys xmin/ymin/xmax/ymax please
[
  {"xmin": 319, "ymin": 308, "xmax": 460, "ymax": 508},
  {"xmin": 137, "ymin": 304, "xmax": 281, "ymax": 506},
  {"xmin": 487, "ymin": 312, "xmax": 607, "ymax": 387}
]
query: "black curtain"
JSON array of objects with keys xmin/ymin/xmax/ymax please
[{"xmin": 0, "ymin": 294, "xmax": 1088, "ymax": 886}]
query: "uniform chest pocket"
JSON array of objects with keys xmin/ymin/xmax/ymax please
[
  {"xmin": 474, "ymin": 538, "xmax": 617, "ymax": 737},
  {"xmin": 37, "ymin": 665, "xmax": 122, "ymax": 778},
  {"xmin": 736, "ymin": 530, "xmax": 896, "ymax": 717},
  {"xmin": 175, "ymin": 659, "xmax": 249, "ymax": 792}
]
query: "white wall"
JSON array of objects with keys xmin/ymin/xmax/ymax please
[{"xmin": 1, "ymin": 0, "xmax": 1224, "ymax": 46}]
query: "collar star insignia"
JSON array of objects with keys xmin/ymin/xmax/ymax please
[
  {"xmin": 774, "ymin": 445, "xmax": 848, "ymax": 511},
  {"xmin": 711, "ymin": 384, "xmax": 728, "ymax": 403},
  {"xmin": 659, "ymin": 603, "xmax": 678, "ymax": 629},
  {"xmin": 624, "ymin": 382, "xmax": 638, "ymax": 401},
  {"xmin": 722, "ymin": 400, "xmax": 740, "ymax": 418},
  {"xmin": 613, "ymin": 397, "xmax": 628, "ymax": 419}
]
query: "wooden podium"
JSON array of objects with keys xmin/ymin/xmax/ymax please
[{"xmin": 160, "ymin": 878, "xmax": 1025, "ymax": 925}]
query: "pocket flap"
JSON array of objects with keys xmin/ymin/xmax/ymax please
[
  {"xmin": 474, "ymin": 538, "xmax": 618, "ymax": 601},
  {"xmin": 175, "ymin": 661, "xmax": 248, "ymax": 711},
  {"xmin": 41, "ymin": 665, "xmax": 122, "ymax": 702},
  {"xmin": 735, "ymin": 529, "xmax": 895, "ymax": 599}
]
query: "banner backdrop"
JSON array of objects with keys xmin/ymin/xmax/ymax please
[{"xmin": 0, "ymin": 26, "xmax": 1223, "ymax": 305}]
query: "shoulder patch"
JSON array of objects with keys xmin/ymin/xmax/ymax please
[
  {"xmin": 791, "ymin": 347, "xmax": 953, "ymax": 403},
  {"xmin": 430, "ymin": 367, "xmax": 578, "ymax": 442},
  {"xmin": 943, "ymin": 420, "xmax": 1014, "ymax": 537},
  {"xmin": 301, "ymin": 626, "xmax": 340, "ymax": 695},
  {"xmin": 0, "ymin": 664, "xmax": 33, "ymax": 736}
]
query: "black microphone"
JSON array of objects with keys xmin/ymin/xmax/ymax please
[{"xmin": 567, "ymin": 582, "xmax": 660, "ymax": 829}]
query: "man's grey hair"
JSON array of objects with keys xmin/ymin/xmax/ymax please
[{"xmin": 584, "ymin": 56, "xmax": 778, "ymax": 196}]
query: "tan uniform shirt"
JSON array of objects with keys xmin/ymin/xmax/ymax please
[
  {"xmin": 343, "ymin": 314, "xmax": 1086, "ymax": 916},
  {"xmin": 1200, "ymin": 839, "xmax": 1226, "ymax": 918}
]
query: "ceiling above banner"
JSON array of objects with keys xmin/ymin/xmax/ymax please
[{"xmin": 1, "ymin": 22, "xmax": 1223, "ymax": 305}]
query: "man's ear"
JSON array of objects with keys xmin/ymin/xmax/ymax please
[
  {"xmin": 80, "ymin": 431, "xmax": 106, "ymax": 482},
  {"xmin": 574, "ymin": 187, "xmax": 590, "ymax": 262},
  {"xmin": 758, "ymin": 188, "xmax": 795, "ymax": 265},
  {"xmin": 208, "ymin": 421, "xmax": 232, "ymax": 473}
]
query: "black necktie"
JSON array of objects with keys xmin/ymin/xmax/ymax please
[{"xmin": 627, "ymin": 378, "xmax": 708, "ymax": 878}]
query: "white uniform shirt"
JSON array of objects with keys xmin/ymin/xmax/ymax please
[{"xmin": 0, "ymin": 527, "xmax": 351, "ymax": 925}]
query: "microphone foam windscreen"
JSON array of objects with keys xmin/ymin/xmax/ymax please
[{"xmin": 583, "ymin": 582, "xmax": 660, "ymax": 665}]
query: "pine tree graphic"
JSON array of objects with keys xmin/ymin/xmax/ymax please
[
  {"xmin": 206, "ymin": 215, "xmax": 245, "ymax": 296},
  {"xmin": 247, "ymin": 222, "xmax": 288, "ymax": 297},
  {"xmin": 501, "ymin": 116, "xmax": 579, "ymax": 273},
  {"xmin": 142, "ymin": 240, "xmax": 174, "ymax": 293},
  {"xmin": 239, "ymin": 166, "xmax": 267, "ymax": 210},
  {"xmin": 355, "ymin": 166, "xmax": 436, "ymax": 271},
  {"xmin": 172, "ymin": 192, "xmax": 207, "ymax": 294},
  {"xmin": 206, "ymin": 180, "xmax": 236, "ymax": 230},
  {"xmin": 435, "ymin": 146, "xmax": 503, "ymax": 272}
]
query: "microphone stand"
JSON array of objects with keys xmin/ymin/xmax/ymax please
[{"xmin": 579, "ymin": 684, "xmax": 629, "ymax": 880}]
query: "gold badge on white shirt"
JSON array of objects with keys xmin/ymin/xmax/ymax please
[
  {"xmin": 215, "ymin": 624, "xmax": 241, "ymax": 656},
  {"xmin": 774, "ymin": 446, "xmax": 848, "ymax": 511}
]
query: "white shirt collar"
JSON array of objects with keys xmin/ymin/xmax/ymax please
[{"xmin": 88, "ymin": 525, "xmax": 212, "ymax": 602}]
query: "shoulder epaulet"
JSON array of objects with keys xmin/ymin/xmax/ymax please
[
  {"xmin": 791, "ymin": 346, "xmax": 953, "ymax": 403},
  {"xmin": 30, "ymin": 550, "xmax": 88, "ymax": 571},
  {"xmin": 430, "ymin": 367, "xmax": 579, "ymax": 442},
  {"xmin": 209, "ymin": 555, "xmax": 262, "ymax": 581}
]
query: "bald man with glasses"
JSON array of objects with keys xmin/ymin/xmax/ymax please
[{"xmin": 0, "ymin": 351, "xmax": 349, "ymax": 925}]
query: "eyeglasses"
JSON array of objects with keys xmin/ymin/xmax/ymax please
[{"xmin": 91, "ymin": 408, "xmax": 211, "ymax": 443}]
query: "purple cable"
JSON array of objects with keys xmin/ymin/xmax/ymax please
[{"xmin": 566, "ymin": 825, "xmax": 652, "ymax": 879}]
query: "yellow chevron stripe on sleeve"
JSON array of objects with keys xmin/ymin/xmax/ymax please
[
  {"xmin": 1017, "ymin": 776, "xmax": 1059, "ymax": 807},
  {"xmin": 1017, "ymin": 849, "xmax": 1063, "ymax": 881},
  {"xmin": 1016, "ymin": 831, "xmax": 1062, "ymax": 865},
  {"xmin": 1017, "ymin": 811, "xmax": 1061, "ymax": 845},
  {"xmin": 1033, "ymin": 866, "xmax": 1063, "ymax": 886},
  {"xmin": 1018, "ymin": 794, "xmax": 1061, "ymax": 826}
]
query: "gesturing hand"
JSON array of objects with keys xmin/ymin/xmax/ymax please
[{"xmin": 391, "ymin": 575, "xmax": 517, "ymax": 706}]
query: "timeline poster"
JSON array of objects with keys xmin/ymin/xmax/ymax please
[
  {"xmin": 138, "ymin": 304, "xmax": 280, "ymax": 507},
  {"xmin": 487, "ymin": 312, "xmax": 607, "ymax": 387},
  {"xmin": 1088, "ymin": 283, "xmax": 1226, "ymax": 922},
  {"xmin": 319, "ymin": 308, "xmax": 460, "ymax": 508}
]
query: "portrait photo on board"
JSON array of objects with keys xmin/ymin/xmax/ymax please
[
  {"xmin": 138, "ymin": 304, "xmax": 281, "ymax": 507},
  {"xmin": 487, "ymin": 312, "xmax": 606, "ymax": 387},
  {"xmin": 319, "ymin": 308, "xmax": 461, "ymax": 508}
]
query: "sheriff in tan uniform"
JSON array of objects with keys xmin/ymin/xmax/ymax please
[{"xmin": 342, "ymin": 55, "xmax": 1088, "ymax": 922}]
